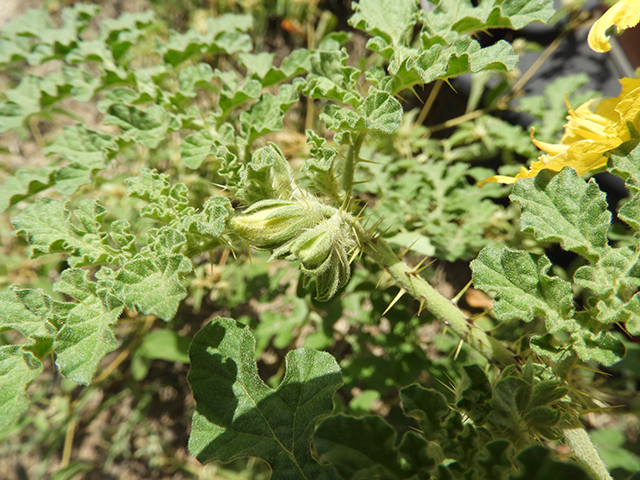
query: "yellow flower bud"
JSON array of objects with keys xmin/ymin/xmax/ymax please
[{"xmin": 230, "ymin": 199, "xmax": 320, "ymax": 248}]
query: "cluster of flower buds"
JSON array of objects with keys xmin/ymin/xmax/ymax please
[{"xmin": 230, "ymin": 198, "xmax": 358, "ymax": 300}]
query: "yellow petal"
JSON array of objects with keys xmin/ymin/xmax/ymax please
[
  {"xmin": 530, "ymin": 127, "xmax": 571, "ymax": 155},
  {"xmin": 477, "ymin": 175, "xmax": 517, "ymax": 187},
  {"xmin": 588, "ymin": 0, "xmax": 640, "ymax": 52}
]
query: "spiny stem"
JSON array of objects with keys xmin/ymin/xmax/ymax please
[
  {"xmin": 356, "ymin": 228, "xmax": 516, "ymax": 366},
  {"xmin": 341, "ymin": 132, "xmax": 366, "ymax": 201},
  {"xmin": 350, "ymin": 222, "xmax": 610, "ymax": 478},
  {"xmin": 564, "ymin": 426, "xmax": 613, "ymax": 480}
]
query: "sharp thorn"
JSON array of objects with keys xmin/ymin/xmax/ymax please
[
  {"xmin": 382, "ymin": 289, "xmax": 406, "ymax": 316},
  {"xmin": 454, "ymin": 339, "xmax": 464, "ymax": 360},
  {"xmin": 452, "ymin": 279, "xmax": 473, "ymax": 305},
  {"xmin": 411, "ymin": 257, "xmax": 437, "ymax": 275}
]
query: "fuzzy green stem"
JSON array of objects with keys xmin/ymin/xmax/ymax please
[
  {"xmin": 360, "ymin": 233, "xmax": 516, "ymax": 366},
  {"xmin": 354, "ymin": 228, "xmax": 610, "ymax": 477},
  {"xmin": 341, "ymin": 132, "xmax": 366, "ymax": 200},
  {"xmin": 564, "ymin": 427, "xmax": 613, "ymax": 480}
]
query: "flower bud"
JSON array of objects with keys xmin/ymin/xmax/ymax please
[
  {"xmin": 272, "ymin": 212, "xmax": 358, "ymax": 301},
  {"xmin": 230, "ymin": 199, "xmax": 319, "ymax": 249}
]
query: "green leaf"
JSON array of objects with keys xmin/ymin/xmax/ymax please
[
  {"xmin": 304, "ymin": 49, "xmax": 362, "ymax": 107},
  {"xmin": 471, "ymin": 247, "xmax": 575, "ymax": 331},
  {"xmin": 12, "ymin": 197, "xmax": 116, "ymax": 267},
  {"xmin": 314, "ymin": 415, "xmax": 403, "ymax": 479},
  {"xmin": 96, "ymin": 231, "xmax": 192, "ymax": 322},
  {"xmin": 0, "ymin": 76, "xmax": 42, "ymax": 132},
  {"xmin": 0, "ymin": 346, "xmax": 42, "ymax": 430},
  {"xmin": 610, "ymin": 143, "xmax": 640, "ymax": 231},
  {"xmin": 511, "ymin": 445, "xmax": 589, "ymax": 480},
  {"xmin": 52, "ymin": 269, "xmax": 123, "ymax": 384},
  {"xmin": 99, "ymin": 10, "xmax": 154, "ymax": 39},
  {"xmin": 104, "ymin": 103, "xmax": 172, "ymax": 148},
  {"xmin": 573, "ymin": 247, "xmax": 640, "ymax": 325},
  {"xmin": 180, "ymin": 130, "xmax": 217, "ymax": 169},
  {"xmin": 180, "ymin": 196, "xmax": 232, "ymax": 239},
  {"xmin": 42, "ymin": 124, "xmax": 118, "ymax": 193},
  {"xmin": 303, "ymin": 130, "xmax": 341, "ymax": 200},
  {"xmin": 350, "ymin": 0, "xmax": 417, "ymax": 49},
  {"xmin": 210, "ymin": 70, "xmax": 262, "ymax": 117},
  {"xmin": 0, "ymin": 288, "xmax": 55, "ymax": 340},
  {"xmin": 510, "ymin": 168, "xmax": 611, "ymax": 263},
  {"xmin": 188, "ymin": 317, "xmax": 342, "ymax": 479},
  {"xmin": 389, "ymin": 37, "xmax": 518, "ymax": 94},
  {"xmin": 359, "ymin": 90, "xmax": 403, "ymax": 134},
  {"xmin": 240, "ymin": 50, "xmax": 311, "ymax": 87},
  {"xmin": 236, "ymin": 143, "xmax": 294, "ymax": 203},
  {"xmin": 421, "ymin": 0, "xmax": 555, "ymax": 37},
  {"xmin": 162, "ymin": 14, "xmax": 252, "ymax": 66},
  {"xmin": 0, "ymin": 167, "xmax": 56, "ymax": 212},
  {"xmin": 241, "ymin": 80, "xmax": 305, "ymax": 144},
  {"xmin": 401, "ymin": 384, "xmax": 451, "ymax": 438}
]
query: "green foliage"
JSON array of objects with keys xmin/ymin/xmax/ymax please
[
  {"xmin": 472, "ymin": 167, "xmax": 637, "ymax": 365},
  {"xmin": 313, "ymin": 364, "xmax": 584, "ymax": 480},
  {"xmin": 0, "ymin": 0, "xmax": 637, "ymax": 478},
  {"xmin": 350, "ymin": 0, "xmax": 554, "ymax": 93}
]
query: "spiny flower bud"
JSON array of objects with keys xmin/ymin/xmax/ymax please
[
  {"xmin": 230, "ymin": 199, "xmax": 321, "ymax": 249},
  {"xmin": 273, "ymin": 212, "xmax": 358, "ymax": 301}
]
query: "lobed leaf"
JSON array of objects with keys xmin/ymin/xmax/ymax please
[
  {"xmin": 314, "ymin": 415, "xmax": 403, "ymax": 479},
  {"xmin": 96, "ymin": 233, "xmax": 192, "ymax": 322},
  {"xmin": 349, "ymin": 0, "xmax": 417, "ymax": 49},
  {"xmin": 0, "ymin": 168, "xmax": 56, "ymax": 213},
  {"xmin": 511, "ymin": 169, "xmax": 611, "ymax": 263},
  {"xmin": 188, "ymin": 317, "xmax": 342, "ymax": 479},
  {"xmin": 471, "ymin": 247, "xmax": 575, "ymax": 331},
  {"xmin": 421, "ymin": 0, "xmax": 555, "ymax": 37},
  {"xmin": 241, "ymin": 80, "xmax": 305, "ymax": 144},
  {"xmin": 162, "ymin": 14, "xmax": 252, "ymax": 66},
  {"xmin": 104, "ymin": 103, "xmax": 173, "ymax": 149},
  {"xmin": 610, "ymin": 143, "xmax": 640, "ymax": 231},
  {"xmin": 389, "ymin": 37, "xmax": 518, "ymax": 94},
  {"xmin": 52, "ymin": 269, "xmax": 124, "ymax": 383},
  {"xmin": 0, "ymin": 346, "xmax": 42, "ymax": 430},
  {"xmin": 304, "ymin": 49, "xmax": 362, "ymax": 107},
  {"xmin": 12, "ymin": 197, "xmax": 116, "ymax": 267}
]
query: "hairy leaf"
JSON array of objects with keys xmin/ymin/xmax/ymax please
[
  {"xmin": 52, "ymin": 269, "xmax": 123, "ymax": 383},
  {"xmin": 511, "ymin": 168, "xmax": 611, "ymax": 263},
  {"xmin": 188, "ymin": 317, "xmax": 342, "ymax": 479},
  {"xmin": 104, "ymin": 103, "xmax": 172, "ymax": 149},
  {"xmin": 0, "ymin": 168, "xmax": 56, "ymax": 212},
  {"xmin": 314, "ymin": 415, "xmax": 404, "ymax": 479},
  {"xmin": 610, "ymin": 143, "xmax": 640, "ymax": 231},
  {"xmin": 241, "ymin": 80, "xmax": 304, "ymax": 144},
  {"xmin": 471, "ymin": 247, "xmax": 575, "ymax": 328},
  {"xmin": 0, "ymin": 346, "xmax": 42, "ymax": 430},
  {"xmin": 421, "ymin": 0, "xmax": 555, "ymax": 36},
  {"xmin": 12, "ymin": 198, "xmax": 116, "ymax": 267}
]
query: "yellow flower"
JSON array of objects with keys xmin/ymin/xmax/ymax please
[
  {"xmin": 587, "ymin": 0, "xmax": 640, "ymax": 53},
  {"xmin": 478, "ymin": 78, "xmax": 640, "ymax": 187}
]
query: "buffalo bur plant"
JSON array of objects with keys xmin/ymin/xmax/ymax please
[{"xmin": 1, "ymin": 0, "xmax": 640, "ymax": 479}]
